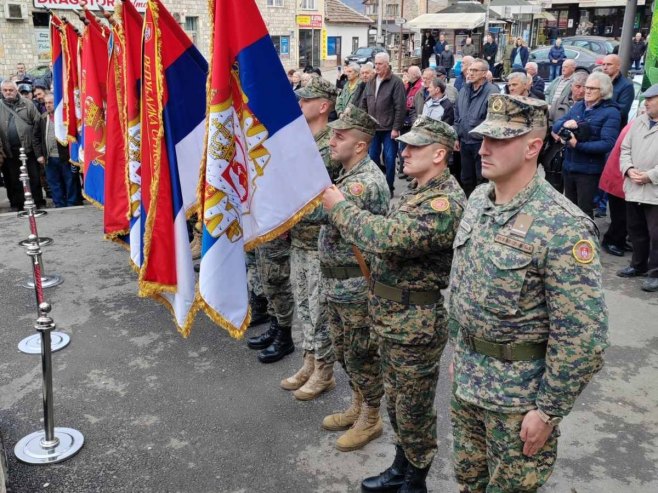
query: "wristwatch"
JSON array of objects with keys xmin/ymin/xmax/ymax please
[{"xmin": 536, "ymin": 408, "xmax": 562, "ymax": 427}]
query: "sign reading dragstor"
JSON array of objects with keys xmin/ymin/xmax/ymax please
[{"xmin": 33, "ymin": 0, "xmax": 147, "ymax": 12}]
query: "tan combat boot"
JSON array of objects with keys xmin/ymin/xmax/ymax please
[
  {"xmin": 335, "ymin": 402, "xmax": 383, "ymax": 452},
  {"xmin": 190, "ymin": 222, "xmax": 202, "ymax": 260},
  {"xmin": 322, "ymin": 390, "xmax": 363, "ymax": 431},
  {"xmin": 293, "ymin": 359, "xmax": 336, "ymax": 401},
  {"xmin": 280, "ymin": 352, "xmax": 315, "ymax": 391}
]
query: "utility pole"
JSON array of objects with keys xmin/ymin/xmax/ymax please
[
  {"xmin": 398, "ymin": 1, "xmax": 405, "ymax": 72},
  {"xmin": 377, "ymin": 0, "xmax": 384, "ymax": 46},
  {"xmin": 618, "ymin": 0, "xmax": 638, "ymax": 77}
]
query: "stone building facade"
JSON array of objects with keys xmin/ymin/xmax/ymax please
[{"xmin": 0, "ymin": 0, "xmax": 331, "ymax": 78}]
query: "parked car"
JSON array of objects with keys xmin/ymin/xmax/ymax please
[
  {"xmin": 529, "ymin": 45, "xmax": 602, "ymax": 81},
  {"xmin": 344, "ymin": 46, "xmax": 388, "ymax": 65},
  {"xmin": 27, "ymin": 64, "xmax": 51, "ymax": 80},
  {"xmin": 561, "ymin": 36, "xmax": 618, "ymax": 56}
]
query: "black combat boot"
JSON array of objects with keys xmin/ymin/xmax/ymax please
[
  {"xmin": 248, "ymin": 292, "xmax": 269, "ymax": 327},
  {"xmin": 398, "ymin": 462, "xmax": 430, "ymax": 493},
  {"xmin": 257, "ymin": 324, "xmax": 294, "ymax": 363},
  {"xmin": 361, "ymin": 445, "xmax": 408, "ymax": 492},
  {"xmin": 246, "ymin": 317, "xmax": 279, "ymax": 350}
]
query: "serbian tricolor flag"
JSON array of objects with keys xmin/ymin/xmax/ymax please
[
  {"xmin": 196, "ymin": 0, "xmax": 331, "ymax": 338},
  {"xmin": 103, "ymin": 3, "xmax": 130, "ymax": 238},
  {"xmin": 62, "ymin": 21, "xmax": 82, "ymax": 148},
  {"xmin": 139, "ymin": 0, "xmax": 207, "ymax": 335},
  {"xmin": 80, "ymin": 10, "xmax": 109, "ymax": 208},
  {"xmin": 51, "ymin": 15, "xmax": 67, "ymax": 145},
  {"xmin": 123, "ymin": 0, "xmax": 145, "ymax": 268}
]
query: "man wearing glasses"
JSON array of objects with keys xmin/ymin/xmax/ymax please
[{"xmin": 454, "ymin": 58, "xmax": 499, "ymax": 197}]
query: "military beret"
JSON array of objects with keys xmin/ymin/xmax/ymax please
[
  {"xmin": 328, "ymin": 104, "xmax": 379, "ymax": 136},
  {"xmin": 470, "ymin": 94, "xmax": 548, "ymax": 139},
  {"xmin": 295, "ymin": 76, "xmax": 338, "ymax": 103},
  {"xmin": 397, "ymin": 115, "xmax": 457, "ymax": 148}
]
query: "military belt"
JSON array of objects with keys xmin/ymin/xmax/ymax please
[
  {"xmin": 370, "ymin": 280, "xmax": 441, "ymax": 306},
  {"xmin": 321, "ymin": 265, "xmax": 363, "ymax": 280},
  {"xmin": 463, "ymin": 333, "xmax": 547, "ymax": 362}
]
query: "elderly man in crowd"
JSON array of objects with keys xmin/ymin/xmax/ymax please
[
  {"xmin": 360, "ymin": 52, "xmax": 406, "ymax": 196},
  {"xmin": 552, "ymin": 73, "xmax": 620, "ymax": 218},
  {"xmin": 630, "ymin": 33, "xmax": 647, "ymax": 72},
  {"xmin": 454, "ymin": 58, "xmax": 498, "ymax": 197},
  {"xmin": 336, "ymin": 63, "xmax": 364, "ymax": 116},
  {"xmin": 601, "ymin": 54, "xmax": 634, "ymax": 127},
  {"xmin": 0, "ymin": 80, "xmax": 44, "ymax": 211},
  {"xmin": 422, "ymin": 79, "xmax": 455, "ymax": 125},
  {"xmin": 547, "ymin": 59, "xmax": 576, "ymax": 108},
  {"xmin": 436, "ymin": 67, "xmax": 458, "ymax": 103},
  {"xmin": 454, "ymin": 56, "xmax": 474, "ymax": 92},
  {"xmin": 618, "ymin": 84, "xmax": 658, "ymax": 292},
  {"xmin": 506, "ymin": 72, "xmax": 532, "ymax": 97},
  {"xmin": 525, "ymin": 62, "xmax": 546, "ymax": 100}
]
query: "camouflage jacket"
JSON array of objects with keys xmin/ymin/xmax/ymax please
[
  {"xmin": 448, "ymin": 174, "xmax": 609, "ymax": 417},
  {"xmin": 290, "ymin": 126, "xmax": 342, "ymax": 250},
  {"xmin": 330, "ymin": 169, "xmax": 466, "ymax": 343},
  {"xmin": 319, "ymin": 156, "xmax": 390, "ymax": 302}
]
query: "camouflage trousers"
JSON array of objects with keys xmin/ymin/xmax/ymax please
[
  {"xmin": 290, "ymin": 247, "xmax": 332, "ymax": 360},
  {"xmin": 246, "ymin": 250, "xmax": 264, "ymax": 298},
  {"xmin": 255, "ymin": 235, "xmax": 294, "ymax": 327},
  {"xmin": 451, "ymin": 396, "xmax": 558, "ymax": 493},
  {"xmin": 327, "ymin": 300, "xmax": 383, "ymax": 407},
  {"xmin": 379, "ymin": 332, "xmax": 447, "ymax": 469}
]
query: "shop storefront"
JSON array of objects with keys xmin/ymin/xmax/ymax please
[{"xmin": 297, "ymin": 14, "xmax": 323, "ymax": 68}]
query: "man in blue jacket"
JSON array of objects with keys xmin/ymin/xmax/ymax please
[
  {"xmin": 601, "ymin": 54, "xmax": 635, "ymax": 127},
  {"xmin": 454, "ymin": 58, "xmax": 499, "ymax": 197},
  {"xmin": 552, "ymin": 72, "xmax": 621, "ymax": 218},
  {"xmin": 548, "ymin": 38, "xmax": 566, "ymax": 82}
]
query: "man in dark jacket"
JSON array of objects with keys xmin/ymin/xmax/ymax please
[
  {"xmin": 454, "ymin": 58, "xmax": 499, "ymax": 196},
  {"xmin": 433, "ymin": 33, "xmax": 447, "ymax": 59},
  {"xmin": 602, "ymin": 54, "xmax": 635, "ymax": 127},
  {"xmin": 360, "ymin": 52, "xmax": 407, "ymax": 195},
  {"xmin": 34, "ymin": 93, "xmax": 79, "ymax": 207},
  {"xmin": 631, "ymin": 33, "xmax": 647, "ymax": 71},
  {"xmin": 525, "ymin": 62, "xmax": 546, "ymax": 100},
  {"xmin": 0, "ymin": 80, "xmax": 44, "ymax": 211},
  {"xmin": 439, "ymin": 45, "xmax": 455, "ymax": 81},
  {"xmin": 510, "ymin": 39, "xmax": 529, "ymax": 69},
  {"xmin": 421, "ymin": 32, "xmax": 436, "ymax": 69},
  {"xmin": 482, "ymin": 34, "xmax": 498, "ymax": 71},
  {"xmin": 548, "ymin": 38, "xmax": 566, "ymax": 81},
  {"xmin": 552, "ymin": 72, "xmax": 621, "ymax": 218}
]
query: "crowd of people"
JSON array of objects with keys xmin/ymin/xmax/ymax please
[
  {"xmin": 241, "ymin": 40, "xmax": 656, "ymax": 492},
  {"xmin": 0, "ymin": 62, "xmax": 83, "ymax": 212}
]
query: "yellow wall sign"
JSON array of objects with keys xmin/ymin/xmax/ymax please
[
  {"xmin": 297, "ymin": 14, "xmax": 323, "ymax": 28},
  {"xmin": 321, "ymin": 29, "xmax": 328, "ymax": 60}
]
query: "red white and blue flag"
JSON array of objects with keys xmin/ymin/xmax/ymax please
[
  {"xmin": 197, "ymin": 0, "xmax": 331, "ymax": 337},
  {"xmin": 139, "ymin": 0, "xmax": 207, "ymax": 335},
  {"xmin": 50, "ymin": 15, "xmax": 67, "ymax": 145}
]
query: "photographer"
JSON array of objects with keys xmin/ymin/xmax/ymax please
[{"xmin": 552, "ymin": 72, "xmax": 620, "ymax": 217}]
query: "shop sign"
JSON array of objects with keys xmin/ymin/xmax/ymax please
[
  {"xmin": 35, "ymin": 28, "xmax": 51, "ymax": 61},
  {"xmin": 321, "ymin": 29, "xmax": 327, "ymax": 60},
  {"xmin": 33, "ymin": 0, "xmax": 146, "ymax": 12},
  {"xmin": 296, "ymin": 14, "xmax": 322, "ymax": 28}
]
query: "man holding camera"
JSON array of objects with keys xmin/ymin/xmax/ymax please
[{"xmin": 552, "ymin": 73, "xmax": 621, "ymax": 218}]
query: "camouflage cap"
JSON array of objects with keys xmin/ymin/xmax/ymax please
[
  {"xmin": 295, "ymin": 76, "xmax": 338, "ymax": 103},
  {"xmin": 470, "ymin": 94, "xmax": 548, "ymax": 139},
  {"xmin": 397, "ymin": 116, "xmax": 457, "ymax": 148},
  {"xmin": 328, "ymin": 104, "xmax": 379, "ymax": 136}
]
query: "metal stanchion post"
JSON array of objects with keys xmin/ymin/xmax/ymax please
[
  {"xmin": 16, "ymin": 148, "xmax": 48, "ymax": 219},
  {"xmin": 18, "ymin": 235, "xmax": 70, "ymax": 354},
  {"xmin": 14, "ymin": 303, "xmax": 84, "ymax": 464},
  {"xmin": 20, "ymin": 234, "xmax": 63, "ymax": 290},
  {"xmin": 17, "ymin": 147, "xmax": 53, "ymax": 246}
]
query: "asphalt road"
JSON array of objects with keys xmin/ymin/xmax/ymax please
[{"xmin": 0, "ymin": 198, "xmax": 657, "ymax": 493}]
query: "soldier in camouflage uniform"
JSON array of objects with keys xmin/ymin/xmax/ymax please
[
  {"xmin": 448, "ymin": 95, "xmax": 609, "ymax": 492},
  {"xmin": 318, "ymin": 104, "xmax": 390, "ymax": 452},
  {"xmin": 323, "ymin": 116, "xmax": 466, "ymax": 492},
  {"xmin": 246, "ymin": 235, "xmax": 296, "ymax": 363},
  {"xmin": 281, "ymin": 78, "xmax": 343, "ymax": 400},
  {"xmin": 245, "ymin": 250, "xmax": 269, "ymax": 327}
]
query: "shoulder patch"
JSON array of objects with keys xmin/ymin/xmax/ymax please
[
  {"xmin": 430, "ymin": 197, "xmax": 450, "ymax": 212},
  {"xmin": 573, "ymin": 239, "xmax": 595, "ymax": 264},
  {"xmin": 349, "ymin": 182, "xmax": 365, "ymax": 196}
]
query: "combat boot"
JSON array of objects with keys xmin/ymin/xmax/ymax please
[
  {"xmin": 361, "ymin": 445, "xmax": 408, "ymax": 492},
  {"xmin": 281, "ymin": 351, "xmax": 315, "ymax": 391},
  {"xmin": 248, "ymin": 292, "xmax": 270, "ymax": 327},
  {"xmin": 322, "ymin": 390, "xmax": 363, "ymax": 431},
  {"xmin": 247, "ymin": 317, "xmax": 279, "ymax": 350},
  {"xmin": 258, "ymin": 324, "xmax": 294, "ymax": 363},
  {"xmin": 293, "ymin": 359, "xmax": 336, "ymax": 400},
  {"xmin": 398, "ymin": 463, "xmax": 430, "ymax": 493},
  {"xmin": 335, "ymin": 402, "xmax": 383, "ymax": 452}
]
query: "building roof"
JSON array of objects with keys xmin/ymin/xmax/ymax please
[
  {"xmin": 490, "ymin": 0, "xmax": 532, "ymax": 5},
  {"xmin": 437, "ymin": 0, "xmax": 502, "ymax": 18},
  {"xmin": 326, "ymin": 0, "xmax": 373, "ymax": 24}
]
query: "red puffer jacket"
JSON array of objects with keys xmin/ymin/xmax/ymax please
[{"xmin": 599, "ymin": 123, "xmax": 632, "ymax": 199}]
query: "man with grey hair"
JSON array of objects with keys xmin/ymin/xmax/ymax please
[
  {"xmin": 0, "ymin": 80, "xmax": 44, "ymax": 211},
  {"xmin": 360, "ymin": 52, "xmax": 406, "ymax": 195},
  {"xmin": 454, "ymin": 56, "xmax": 474, "ymax": 92},
  {"xmin": 360, "ymin": 63, "xmax": 375, "ymax": 84},
  {"xmin": 547, "ymin": 59, "xmax": 577, "ymax": 117},
  {"xmin": 336, "ymin": 63, "xmax": 364, "ymax": 115},
  {"xmin": 525, "ymin": 62, "xmax": 545, "ymax": 100},
  {"xmin": 552, "ymin": 72, "xmax": 620, "ymax": 217},
  {"xmin": 506, "ymin": 72, "xmax": 531, "ymax": 97},
  {"xmin": 454, "ymin": 58, "xmax": 499, "ymax": 196}
]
